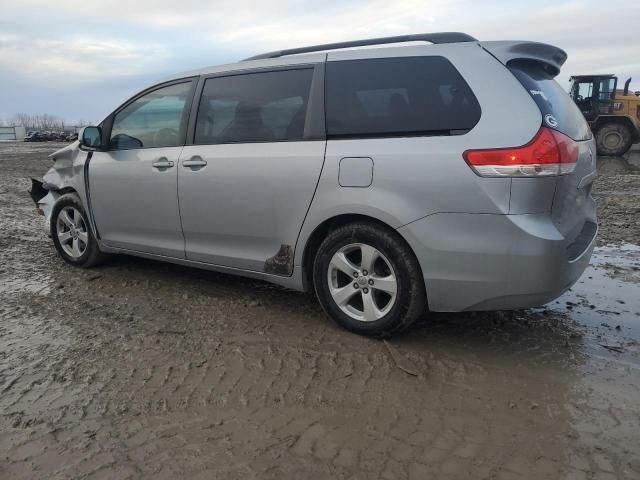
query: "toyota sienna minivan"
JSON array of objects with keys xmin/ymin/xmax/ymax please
[{"xmin": 31, "ymin": 32, "xmax": 597, "ymax": 337}]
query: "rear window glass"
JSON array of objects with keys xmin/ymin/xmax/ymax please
[
  {"xmin": 509, "ymin": 60, "xmax": 591, "ymax": 141},
  {"xmin": 325, "ymin": 56, "xmax": 481, "ymax": 138}
]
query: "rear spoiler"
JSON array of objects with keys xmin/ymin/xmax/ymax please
[{"xmin": 481, "ymin": 41, "xmax": 567, "ymax": 77}]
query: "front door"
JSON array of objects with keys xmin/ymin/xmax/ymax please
[
  {"xmin": 572, "ymin": 80, "xmax": 596, "ymax": 121},
  {"xmin": 595, "ymin": 77, "xmax": 616, "ymax": 115},
  {"xmin": 178, "ymin": 67, "xmax": 325, "ymax": 273},
  {"xmin": 89, "ymin": 80, "xmax": 196, "ymax": 257}
]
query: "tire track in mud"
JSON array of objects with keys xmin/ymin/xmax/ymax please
[
  {"xmin": 0, "ymin": 292, "xmax": 569, "ymax": 479},
  {"xmin": 3, "ymin": 298, "xmax": 638, "ymax": 479},
  {"xmin": 67, "ymin": 329, "xmax": 491, "ymax": 419},
  {"xmin": 0, "ymin": 285, "xmax": 611, "ymax": 479},
  {"xmin": 0, "ymin": 304, "xmax": 577, "ymax": 480}
]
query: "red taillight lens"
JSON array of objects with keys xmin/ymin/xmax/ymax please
[{"xmin": 463, "ymin": 127, "xmax": 579, "ymax": 177}]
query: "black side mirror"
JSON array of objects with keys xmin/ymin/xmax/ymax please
[{"xmin": 80, "ymin": 126, "xmax": 102, "ymax": 150}]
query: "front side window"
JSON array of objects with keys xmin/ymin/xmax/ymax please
[
  {"xmin": 194, "ymin": 68, "xmax": 313, "ymax": 144},
  {"xmin": 110, "ymin": 81, "xmax": 193, "ymax": 150},
  {"xmin": 325, "ymin": 56, "xmax": 481, "ymax": 138}
]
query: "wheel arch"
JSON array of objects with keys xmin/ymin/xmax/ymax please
[
  {"xmin": 50, "ymin": 192, "xmax": 107, "ymax": 267},
  {"xmin": 57, "ymin": 186, "xmax": 80, "ymax": 196},
  {"xmin": 299, "ymin": 213, "xmax": 423, "ymax": 293},
  {"xmin": 48, "ymin": 188, "xmax": 82, "ymax": 232}
]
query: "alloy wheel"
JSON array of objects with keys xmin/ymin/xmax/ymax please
[
  {"xmin": 327, "ymin": 243, "xmax": 397, "ymax": 322},
  {"xmin": 56, "ymin": 206, "xmax": 88, "ymax": 259}
]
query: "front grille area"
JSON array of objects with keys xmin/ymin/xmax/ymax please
[{"xmin": 566, "ymin": 221, "xmax": 597, "ymax": 261}]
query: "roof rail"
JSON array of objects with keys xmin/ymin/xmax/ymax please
[{"xmin": 243, "ymin": 32, "xmax": 477, "ymax": 61}]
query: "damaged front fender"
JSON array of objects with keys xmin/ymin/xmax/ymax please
[{"xmin": 28, "ymin": 141, "xmax": 91, "ymax": 236}]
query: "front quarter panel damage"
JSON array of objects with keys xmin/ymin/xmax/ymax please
[{"xmin": 29, "ymin": 142, "xmax": 91, "ymax": 235}]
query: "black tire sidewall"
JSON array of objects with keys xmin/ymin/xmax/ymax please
[
  {"xmin": 313, "ymin": 222, "xmax": 425, "ymax": 337},
  {"xmin": 51, "ymin": 195, "xmax": 100, "ymax": 267},
  {"xmin": 596, "ymin": 123, "xmax": 632, "ymax": 156}
]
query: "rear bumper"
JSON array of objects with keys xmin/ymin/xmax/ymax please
[{"xmin": 398, "ymin": 212, "xmax": 597, "ymax": 312}]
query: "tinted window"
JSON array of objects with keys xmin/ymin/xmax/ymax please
[
  {"xmin": 509, "ymin": 61, "xmax": 591, "ymax": 141},
  {"xmin": 110, "ymin": 82, "xmax": 193, "ymax": 150},
  {"xmin": 325, "ymin": 56, "xmax": 480, "ymax": 138},
  {"xmin": 195, "ymin": 69, "xmax": 313, "ymax": 144}
]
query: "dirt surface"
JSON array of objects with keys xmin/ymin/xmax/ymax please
[
  {"xmin": 1, "ymin": 142, "xmax": 639, "ymax": 479},
  {"xmin": 593, "ymin": 150, "xmax": 640, "ymax": 245}
]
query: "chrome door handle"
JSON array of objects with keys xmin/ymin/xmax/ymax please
[
  {"xmin": 152, "ymin": 158, "xmax": 174, "ymax": 169},
  {"xmin": 182, "ymin": 157, "xmax": 207, "ymax": 168}
]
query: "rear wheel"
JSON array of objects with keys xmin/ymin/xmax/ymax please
[
  {"xmin": 313, "ymin": 221, "xmax": 427, "ymax": 338},
  {"xmin": 51, "ymin": 194, "xmax": 106, "ymax": 268},
  {"xmin": 596, "ymin": 122, "xmax": 633, "ymax": 156}
]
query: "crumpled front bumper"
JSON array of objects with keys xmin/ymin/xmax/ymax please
[{"xmin": 29, "ymin": 178, "xmax": 58, "ymax": 236}]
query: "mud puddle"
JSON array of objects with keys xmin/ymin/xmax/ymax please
[{"xmin": 549, "ymin": 243, "xmax": 640, "ymax": 345}]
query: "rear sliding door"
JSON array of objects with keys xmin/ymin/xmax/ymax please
[{"xmin": 177, "ymin": 64, "xmax": 326, "ymax": 273}]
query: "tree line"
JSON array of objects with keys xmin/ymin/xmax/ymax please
[{"xmin": 0, "ymin": 114, "xmax": 90, "ymax": 130}]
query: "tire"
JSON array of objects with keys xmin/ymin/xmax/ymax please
[
  {"xmin": 51, "ymin": 194, "xmax": 106, "ymax": 268},
  {"xmin": 313, "ymin": 221, "xmax": 427, "ymax": 338},
  {"xmin": 596, "ymin": 122, "xmax": 633, "ymax": 156}
]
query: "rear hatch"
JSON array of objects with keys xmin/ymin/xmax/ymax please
[{"xmin": 508, "ymin": 59, "xmax": 597, "ymax": 254}]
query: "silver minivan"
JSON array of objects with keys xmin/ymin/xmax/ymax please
[{"xmin": 31, "ymin": 32, "xmax": 597, "ymax": 337}]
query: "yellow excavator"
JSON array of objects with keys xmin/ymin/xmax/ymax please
[{"xmin": 569, "ymin": 75, "xmax": 640, "ymax": 156}]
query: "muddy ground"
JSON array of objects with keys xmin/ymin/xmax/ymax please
[{"xmin": 0, "ymin": 142, "xmax": 639, "ymax": 480}]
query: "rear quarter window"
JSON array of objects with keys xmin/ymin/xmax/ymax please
[
  {"xmin": 325, "ymin": 56, "xmax": 481, "ymax": 138},
  {"xmin": 508, "ymin": 60, "xmax": 592, "ymax": 141}
]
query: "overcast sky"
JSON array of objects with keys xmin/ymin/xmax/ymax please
[{"xmin": 1, "ymin": 0, "xmax": 638, "ymax": 124}]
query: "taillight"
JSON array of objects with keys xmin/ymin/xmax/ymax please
[{"xmin": 463, "ymin": 127, "xmax": 578, "ymax": 177}]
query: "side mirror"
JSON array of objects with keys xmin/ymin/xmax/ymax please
[{"xmin": 80, "ymin": 126, "xmax": 102, "ymax": 150}]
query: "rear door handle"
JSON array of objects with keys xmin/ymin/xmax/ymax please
[
  {"xmin": 152, "ymin": 158, "xmax": 174, "ymax": 169},
  {"xmin": 182, "ymin": 157, "xmax": 208, "ymax": 168}
]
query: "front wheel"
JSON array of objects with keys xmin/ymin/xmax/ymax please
[
  {"xmin": 596, "ymin": 122, "xmax": 633, "ymax": 156},
  {"xmin": 313, "ymin": 222, "xmax": 427, "ymax": 338},
  {"xmin": 51, "ymin": 194, "xmax": 106, "ymax": 268}
]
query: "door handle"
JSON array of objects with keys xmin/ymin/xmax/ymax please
[
  {"xmin": 152, "ymin": 158, "xmax": 174, "ymax": 169},
  {"xmin": 182, "ymin": 157, "xmax": 207, "ymax": 168}
]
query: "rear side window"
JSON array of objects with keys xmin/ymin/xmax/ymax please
[
  {"xmin": 508, "ymin": 60, "xmax": 591, "ymax": 141},
  {"xmin": 195, "ymin": 69, "xmax": 313, "ymax": 144},
  {"xmin": 325, "ymin": 56, "xmax": 480, "ymax": 138}
]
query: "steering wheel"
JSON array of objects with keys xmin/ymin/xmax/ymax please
[{"xmin": 153, "ymin": 128, "xmax": 179, "ymax": 146}]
